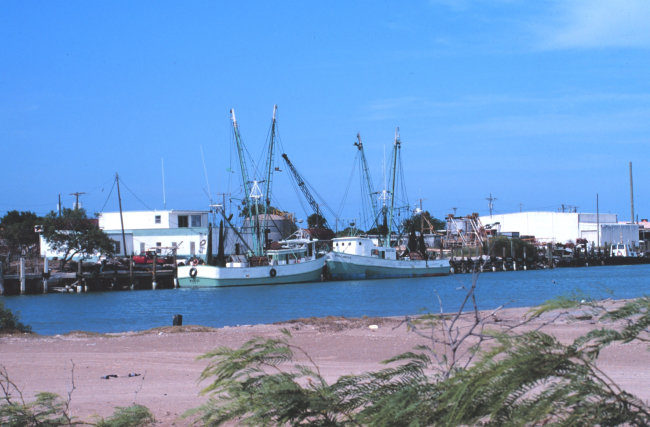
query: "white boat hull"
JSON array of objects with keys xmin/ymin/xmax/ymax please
[
  {"xmin": 325, "ymin": 252, "xmax": 450, "ymax": 280},
  {"xmin": 177, "ymin": 259, "xmax": 325, "ymax": 287}
]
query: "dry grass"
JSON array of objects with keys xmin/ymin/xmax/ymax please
[
  {"xmin": 278, "ymin": 315, "xmax": 400, "ymax": 332},
  {"xmin": 136, "ymin": 325, "xmax": 219, "ymax": 335}
]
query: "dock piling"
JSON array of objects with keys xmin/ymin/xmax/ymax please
[
  {"xmin": 20, "ymin": 258, "xmax": 26, "ymax": 294},
  {"xmin": 43, "ymin": 257, "xmax": 49, "ymax": 293},
  {"xmin": 129, "ymin": 256, "xmax": 133, "ymax": 287},
  {"xmin": 152, "ymin": 253, "xmax": 157, "ymax": 289},
  {"xmin": 77, "ymin": 259, "xmax": 83, "ymax": 292},
  {"xmin": 173, "ymin": 248, "xmax": 178, "ymax": 288}
]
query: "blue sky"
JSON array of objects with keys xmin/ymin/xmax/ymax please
[{"xmin": 2, "ymin": 0, "xmax": 649, "ymax": 227}]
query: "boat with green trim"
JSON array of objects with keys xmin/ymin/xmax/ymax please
[
  {"xmin": 325, "ymin": 130, "xmax": 450, "ymax": 280},
  {"xmin": 178, "ymin": 106, "xmax": 324, "ymax": 288}
]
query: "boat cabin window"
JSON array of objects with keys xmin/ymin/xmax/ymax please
[{"xmin": 359, "ymin": 242, "xmax": 362, "ymax": 245}]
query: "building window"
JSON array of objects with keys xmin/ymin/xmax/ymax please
[
  {"xmin": 178, "ymin": 215, "xmax": 188, "ymax": 228},
  {"xmin": 140, "ymin": 242, "xmax": 145, "ymax": 254},
  {"xmin": 191, "ymin": 215, "xmax": 201, "ymax": 227},
  {"xmin": 156, "ymin": 242, "xmax": 161, "ymax": 254},
  {"xmin": 114, "ymin": 241, "xmax": 121, "ymax": 254},
  {"xmin": 155, "ymin": 215, "xmax": 161, "ymax": 224},
  {"xmin": 190, "ymin": 241, "xmax": 196, "ymax": 255}
]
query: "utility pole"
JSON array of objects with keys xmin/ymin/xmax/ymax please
[
  {"xmin": 451, "ymin": 207, "xmax": 457, "ymax": 217},
  {"xmin": 70, "ymin": 192, "xmax": 86, "ymax": 210},
  {"xmin": 216, "ymin": 193, "xmax": 231, "ymax": 215},
  {"xmin": 486, "ymin": 194, "xmax": 497, "ymax": 216},
  {"xmin": 518, "ymin": 203, "xmax": 524, "ymax": 212},
  {"xmin": 630, "ymin": 162, "xmax": 635, "ymax": 224},
  {"xmin": 58, "ymin": 194, "xmax": 62, "ymax": 217},
  {"xmin": 115, "ymin": 173, "xmax": 127, "ymax": 257}
]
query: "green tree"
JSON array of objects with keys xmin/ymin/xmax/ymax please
[
  {"xmin": 189, "ymin": 282, "xmax": 650, "ymax": 426},
  {"xmin": 307, "ymin": 213, "xmax": 327, "ymax": 229},
  {"xmin": 489, "ymin": 235, "xmax": 537, "ymax": 258},
  {"xmin": 0, "ymin": 210, "xmax": 42, "ymax": 265},
  {"xmin": 42, "ymin": 208, "xmax": 116, "ymax": 269},
  {"xmin": 239, "ymin": 204, "xmax": 283, "ymax": 218},
  {"xmin": 335, "ymin": 226, "xmax": 364, "ymax": 238},
  {"xmin": 409, "ymin": 210, "xmax": 445, "ymax": 233}
]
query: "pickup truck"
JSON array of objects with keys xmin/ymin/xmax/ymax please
[{"xmin": 133, "ymin": 250, "xmax": 173, "ymax": 265}]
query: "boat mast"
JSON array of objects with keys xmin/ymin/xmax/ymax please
[
  {"xmin": 261, "ymin": 105, "xmax": 278, "ymax": 250},
  {"xmin": 386, "ymin": 128, "xmax": 401, "ymax": 248},
  {"xmin": 230, "ymin": 109, "xmax": 260, "ymax": 256},
  {"xmin": 355, "ymin": 133, "xmax": 379, "ymax": 231}
]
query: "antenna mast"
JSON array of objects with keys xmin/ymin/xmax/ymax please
[
  {"xmin": 355, "ymin": 133, "xmax": 379, "ymax": 230},
  {"xmin": 115, "ymin": 173, "xmax": 127, "ymax": 256},
  {"xmin": 386, "ymin": 128, "xmax": 400, "ymax": 247},
  {"xmin": 231, "ymin": 109, "xmax": 259, "ymax": 256}
]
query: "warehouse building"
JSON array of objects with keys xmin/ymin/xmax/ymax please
[{"xmin": 479, "ymin": 212, "xmax": 640, "ymax": 246}]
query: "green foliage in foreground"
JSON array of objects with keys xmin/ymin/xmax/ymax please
[
  {"xmin": 95, "ymin": 404, "xmax": 155, "ymax": 427},
  {"xmin": 190, "ymin": 295, "xmax": 650, "ymax": 426},
  {"xmin": 0, "ymin": 364, "xmax": 154, "ymax": 427},
  {"xmin": 0, "ymin": 391, "xmax": 76, "ymax": 427},
  {"xmin": 0, "ymin": 300, "xmax": 32, "ymax": 333}
]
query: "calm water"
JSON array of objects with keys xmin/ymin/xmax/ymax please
[{"xmin": 3, "ymin": 264, "xmax": 649, "ymax": 336}]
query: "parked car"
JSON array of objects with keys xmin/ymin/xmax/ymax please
[{"xmin": 133, "ymin": 250, "xmax": 173, "ymax": 265}]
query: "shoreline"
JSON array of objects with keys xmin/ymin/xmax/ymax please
[{"xmin": 2, "ymin": 301, "xmax": 649, "ymax": 426}]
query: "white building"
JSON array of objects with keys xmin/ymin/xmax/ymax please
[
  {"xmin": 479, "ymin": 212, "xmax": 640, "ymax": 246},
  {"xmin": 40, "ymin": 210, "xmax": 299, "ymax": 261},
  {"xmin": 41, "ymin": 210, "xmax": 215, "ymax": 261}
]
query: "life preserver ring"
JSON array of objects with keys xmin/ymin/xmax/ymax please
[
  {"xmin": 192, "ymin": 259, "xmax": 199, "ymax": 266},
  {"xmin": 270, "ymin": 268, "xmax": 277, "ymax": 278},
  {"xmin": 189, "ymin": 267, "xmax": 198, "ymax": 278},
  {"xmin": 200, "ymin": 239, "xmax": 206, "ymax": 246},
  {"xmin": 617, "ymin": 251, "xmax": 623, "ymax": 256}
]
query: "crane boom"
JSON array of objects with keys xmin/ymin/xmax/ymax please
[{"xmin": 281, "ymin": 153, "xmax": 330, "ymax": 229}]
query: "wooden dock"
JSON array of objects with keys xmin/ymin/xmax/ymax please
[{"xmin": 0, "ymin": 257, "xmax": 177, "ymax": 295}]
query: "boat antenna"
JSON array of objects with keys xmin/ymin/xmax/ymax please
[
  {"xmin": 161, "ymin": 158, "xmax": 166, "ymax": 210},
  {"xmin": 200, "ymin": 145, "xmax": 212, "ymax": 203}
]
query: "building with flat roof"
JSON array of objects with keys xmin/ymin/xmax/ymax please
[
  {"xmin": 479, "ymin": 212, "xmax": 640, "ymax": 246},
  {"xmin": 40, "ymin": 210, "xmax": 214, "ymax": 261}
]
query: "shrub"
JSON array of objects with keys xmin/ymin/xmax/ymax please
[{"xmin": 0, "ymin": 300, "xmax": 31, "ymax": 333}]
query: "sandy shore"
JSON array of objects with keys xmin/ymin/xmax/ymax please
[{"xmin": 1, "ymin": 302, "xmax": 649, "ymax": 426}]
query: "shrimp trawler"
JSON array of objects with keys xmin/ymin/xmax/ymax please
[
  {"xmin": 325, "ymin": 130, "xmax": 450, "ymax": 280},
  {"xmin": 177, "ymin": 107, "xmax": 324, "ymax": 287}
]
